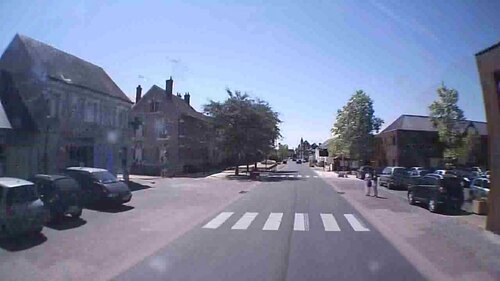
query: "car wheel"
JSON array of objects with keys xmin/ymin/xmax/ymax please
[
  {"xmin": 408, "ymin": 191, "xmax": 416, "ymax": 205},
  {"xmin": 428, "ymin": 199, "xmax": 439, "ymax": 213}
]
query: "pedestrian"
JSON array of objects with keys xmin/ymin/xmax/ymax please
[{"xmin": 365, "ymin": 171, "xmax": 378, "ymax": 197}]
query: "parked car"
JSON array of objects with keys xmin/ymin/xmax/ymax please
[
  {"xmin": 407, "ymin": 174, "xmax": 464, "ymax": 213},
  {"xmin": 0, "ymin": 178, "xmax": 46, "ymax": 237},
  {"xmin": 398, "ymin": 169, "xmax": 431, "ymax": 190},
  {"xmin": 29, "ymin": 174, "xmax": 83, "ymax": 222},
  {"xmin": 378, "ymin": 167, "xmax": 407, "ymax": 189},
  {"xmin": 356, "ymin": 166, "xmax": 374, "ymax": 180},
  {"xmin": 484, "ymin": 170, "xmax": 490, "ymax": 179},
  {"xmin": 64, "ymin": 167, "xmax": 132, "ymax": 205},
  {"xmin": 297, "ymin": 159, "xmax": 302, "ymax": 164},
  {"xmin": 469, "ymin": 177, "xmax": 490, "ymax": 200},
  {"xmin": 282, "ymin": 160, "xmax": 287, "ymax": 164},
  {"xmin": 452, "ymin": 168, "xmax": 482, "ymax": 188}
]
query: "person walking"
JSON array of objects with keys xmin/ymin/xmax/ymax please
[{"xmin": 365, "ymin": 171, "xmax": 378, "ymax": 197}]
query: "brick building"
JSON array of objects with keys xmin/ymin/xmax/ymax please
[
  {"xmin": 375, "ymin": 114, "xmax": 488, "ymax": 168},
  {"xmin": 0, "ymin": 34, "xmax": 133, "ymax": 178},
  {"xmin": 130, "ymin": 78, "xmax": 219, "ymax": 176}
]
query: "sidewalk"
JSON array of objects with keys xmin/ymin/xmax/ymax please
[{"xmin": 313, "ymin": 168, "xmax": 500, "ymax": 281}]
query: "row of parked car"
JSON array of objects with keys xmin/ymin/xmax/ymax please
[
  {"xmin": 355, "ymin": 165, "xmax": 490, "ymax": 213},
  {"xmin": 0, "ymin": 167, "xmax": 132, "ymax": 238}
]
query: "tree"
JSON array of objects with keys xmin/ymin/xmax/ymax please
[
  {"xmin": 429, "ymin": 83, "xmax": 465, "ymax": 163},
  {"xmin": 204, "ymin": 89, "xmax": 281, "ymax": 175},
  {"xmin": 277, "ymin": 143, "xmax": 289, "ymax": 161},
  {"xmin": 330, "ymin": 90, "xmax": 383, "ymax": 162}
]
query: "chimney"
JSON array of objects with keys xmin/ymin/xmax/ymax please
[
  {"xmin": 135, "ymin": 85, "xmax": 142, "ymax": 103},
  {"xmin": 176, "ymin": 92, "xmax": 182, "ymax": 98},
  {"xmin": 184, "ymin": 92, "xmax": 190, "ymax": 105},
  {"xmin": 165, "ymin": 76, "xmax": 173, "ymax": 99}
]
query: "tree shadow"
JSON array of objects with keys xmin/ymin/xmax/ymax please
[
  {"xmin": 45, "ymin": 217, "xmax": 87, "ymax": 231},
  {"xmin": 0, "ymin": 232, "xmax": 47, "ymax": 252},
  {"xmin": 85, "ymin": 204, "xmax": 135, "ymax": 213}
]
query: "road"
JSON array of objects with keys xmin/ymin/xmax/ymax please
[{"xmin": 116, "ymin": 162, "xmax": 424, "ymax": 281}]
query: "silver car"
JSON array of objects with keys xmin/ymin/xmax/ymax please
[
  {"xmin": 470, "ymin": 177, "xmax": 490, "ymax": 200},
  {"xmin": 0, "ymin": 178, "xmax": 47, "ymax": 237}
]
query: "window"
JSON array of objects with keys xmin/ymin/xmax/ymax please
[
  {"xmin": 150, "ymin": 100, "xmax": 160, "ymax": 112},
  {"xmin": 422, "ymin": 176, "xmax": 438, "ymax": 186}
]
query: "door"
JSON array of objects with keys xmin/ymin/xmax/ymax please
[
  {"xmin": 419, "ymin": 176, "xmax": 438, "ymax": 202},
  {"xmin": 412, "ymin": 177, "xmax": 425, "ymax": 199}
]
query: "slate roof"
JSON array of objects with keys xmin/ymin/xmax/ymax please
[
  {"xmin": 1, "ymin": 34, "xmax": 131, "ymax": 103},
  {"xmin": 139, "ymin": 85, "xmax": 210, "ymax": 122},
  {"xmin": 380, "ymin": 115, "xmax": 487, "ymax": 136}
]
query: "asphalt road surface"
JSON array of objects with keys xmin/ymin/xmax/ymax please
[{"xmin": 116, "ymin": 162, "xmax": 425, "ymax": 281}]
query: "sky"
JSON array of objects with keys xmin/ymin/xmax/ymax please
[{"xmin": 0, "ymin": 0, "xmax": 499, "ymax": 148}]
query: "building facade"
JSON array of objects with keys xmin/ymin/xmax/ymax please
[
  {"xmin": 375, "ymin": 114, "xmax": 488, "ymax": 168},
  {"xmin": 130, "ymin": 78, "xmax": 218, "ymax": 176},
  {"xmin": 0, "ymin": 34, "xmax": 133, "ymax": 178}
]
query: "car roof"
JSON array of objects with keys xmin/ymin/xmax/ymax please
[
  {"xmin": 65, "ymin": 167, "xmax": 108, "ymax": 173},
  {"xmin": 426, "ymin": 173, "xmax": 458, "ymax": 179},
  {"xmin": 0, "ymin": 177, "xmax": 34, "ymax": 188},
  {"xmin": 32, "ymin": 174, "xmax": 70, "ymax": 181}
]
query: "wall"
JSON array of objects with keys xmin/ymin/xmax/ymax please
[{"xmin": 476, "ymin": 43, "xmax": 500, "ymax": 234}]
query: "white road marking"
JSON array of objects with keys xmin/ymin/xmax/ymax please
[
  {"xmin": 231, "ymin": 212, "xmax": 258, "ymax": 230},
  {"xmin": 288, "ymin": 175, "xmax": 294, "ymax": 178},
  {"xmin": 320, "ymin": 213, "xmax": 341, "ymax": 231},
  {"xmin": 294, "ymin": 213, "xmax": 309, "ymax": 231},
  {"xmin": 297, "ymin": 175, "xmax": 303, "ymax": 178},
  {"xmin": 262, "ymin": 213, "xmax": 283, "ymax": 231},
  {"xmin": 305, "ymin": 175, "xmax": 310, "ymax": 178},
  {"xmin": 313, "ymin": 176, "xmax": 319, "ymax": 178},
  {"xmin": 344, "ymin": 214, "xmax": 370, "ymax": 231},
  {"xmin": 203, "ymin": 212, "xmax": 234, "ymax": 229},
  {"xmin": 281, "ymin": 175, "xmax": 286, "ymax": 178}
]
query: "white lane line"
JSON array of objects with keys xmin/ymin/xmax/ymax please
[
  {"xmin": 231, "ymin": 212, "xmax": 259, "ymax": 230},
  {"xmin": 320, "ymin": 213, "xmax": 341, "ymax": 231},
  {"xmin": 344, "ymin": 214, "xmax": 370, "ymax": 232},
  {"xmin": 288, "ymin": 175, "xmax": 294, "ymax": 178},
  {"xmin": 294, "ymin": 213, "xmax": 309, "ymax": 231},
  {"xmin": 313, "ymin": 176, "xmax": 319, "ymax": 178},
  {"xmin": 203, "ymin": 212, "xmax": 234, "ymax": 229},
  {"xmin": 262, "ymin": 213, "xmax": 283, "ymax": 231},
  {"xmin": 297, "ymin": 175, "xmax": 302, "ymax": 178},
  {"xmin": 281, "ymin": 175, "xmax": 287, "ymax": 178},
  {"xmin": 305, "ymin": 175, "xmax": 310, "ymax": 178}
]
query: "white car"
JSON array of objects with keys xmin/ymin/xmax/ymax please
[{"xmin": 0, "ymin": 178, "xmax": 47, "ymax": 237}]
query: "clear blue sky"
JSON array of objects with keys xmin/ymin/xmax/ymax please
[{"xmin": 1, "ymin": 0, "xmax": 499, "ymax": 148}]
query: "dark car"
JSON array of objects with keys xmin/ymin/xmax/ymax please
[
  {"xmin": 297, "ymin": 159, "xmax": 302, "ymax": 164},
  {"xmin": 452, "ymin": 168, "xmax": 482, "ymax": 188},
  {"xmin": 29, "ymin": 174, "xmax": 83, "ymax": 221},
  {"xmin": 282, "ymin": 160, "xmax": 287, "ymax": 164},
  {"xmin": 378, "ymin": 166, "xmax": 407, "ymax": 189},
  {"xmin": 398, "ymin": 169, "xmax": 431, "ymax": 190},
  {"xmin": 407, "ymin": 174, "xmax": 464, "ymax": 213},
  {"xmin": 356, "ymin": 166, "xmax": 374, "ymax": 180},
  {"xmin": 64, "ymin": 167, "xmax": 132, "ymax": 205}
]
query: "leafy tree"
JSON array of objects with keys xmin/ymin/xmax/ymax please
[
  {"xmin": 330, "ymin": 90, "xmax": 383, "ymax": 162},
  {"xmin": 277, "ymin": 143, "xmax": 289, "ymax": 161},
  {"xmin": 204, "ymin": 89, "xmax": 281, "ymax": 175},
  {"xmin": 429, "ymin": 83, "xmax": 465, "ymax": 162}
]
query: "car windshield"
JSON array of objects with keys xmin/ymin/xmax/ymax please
[
  {"xmin": 92, "ymin": 171, "xmax": 118, "ymax": 184},
  {"xmin": 6, "ymin": 184, "xmax": 38, "ymax": 204}
]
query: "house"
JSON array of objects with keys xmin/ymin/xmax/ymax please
[
  {"xmin": 0, "ymin": 34, "xmax": 133, "ymax": 178},
  {"xmin": 130, "ymin": 78, "xmax": 218, "ymax": 176},
  {"xmin": 375, "ymin": 114, "xmax": 488, "ymax": 168}
]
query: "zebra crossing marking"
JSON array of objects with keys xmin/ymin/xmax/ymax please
[
  {"xmin": 262, "ymin": 213, "xmax": 283, "ymax": 231},
  {"xmin": 232, "ymin": 212, "xmax": 259, "ymax": 230},
  {"xmin": 344, "ymin": 214, "xmax": 370, "ymax": 231},
  {"xmin": 294, "ymin": 213, "xmax": 309, "ymax": 231},
  {"xmin": 320, "ymin": 213, "xmax": 341, "ymax": 231},
  {"xmin": 202, "ymin": 212, "xmax": 234, "ymax": 229}
]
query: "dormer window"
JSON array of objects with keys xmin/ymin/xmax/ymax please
[{"xmin": 150, "ymin": 100, "xmax": 160, "ymax": 112}]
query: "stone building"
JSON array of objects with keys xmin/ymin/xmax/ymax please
[
  {"xmin": 374, "ymin": 114, "xmax": 488, "ymax": 168},
  {"xmin": 130, "ymin": 78, "xmax": 219, "ymax": 176},
  {"xmin": 0, "ymin": 34, "xmax": 133, "ymax": 178}
]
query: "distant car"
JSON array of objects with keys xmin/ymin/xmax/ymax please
[
  {"xmin": 64, "ymin": 167, "xmax": 132, "ymax": 205},
  {"xmin": 0, "ymin": 177, "xmax": 46, "ymax": 237},
  {"xmin": 29, "ymin": 174, "xmax": 83, "ymax": 222},
  {"xmin": 297, "ymin": 159, "xmax": 302, "ymax": 164},
  {"xmin": 469, "ymin": 177, "xmax": 490, "ymax": 200},
  {"xmin": 399, "ymin": 169, "xmax": 431, "ymax": 190},
  {"xmin": 356, "ymin": 166, "xmax": 374, "ymax": 180},
  {"xmin": 407, "ymin": 174, "xmax": 464, "ymax": 213},
  {"xmin": 484, "ymin": 170, "xmax": 490, "ymax": 179},
  {"xmin": 451, "ymin": 168, "xmax": 481, "ymax": 188},
  {"xmin": 282, "ymin": 160, "xmax": 287, "ymax": 164},
  {"xmin": 378, "ymin": 167, "xmax": 407, "ymax": 189}
]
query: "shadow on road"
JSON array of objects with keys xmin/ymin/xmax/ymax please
[
  {"xmin": 0, "ymin": 233, "xmax": 47, "ymax": 252},
  {"xmin": 45, "ymin": 217, "xmax": 87, "ymax": 231},
  {"xmin": 128, "ymin": 181, "xmax": 153, "ymax": 192},
  {"xmin": 85, "ymin": 204, "xmax": 135, "ymax": 213}
]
